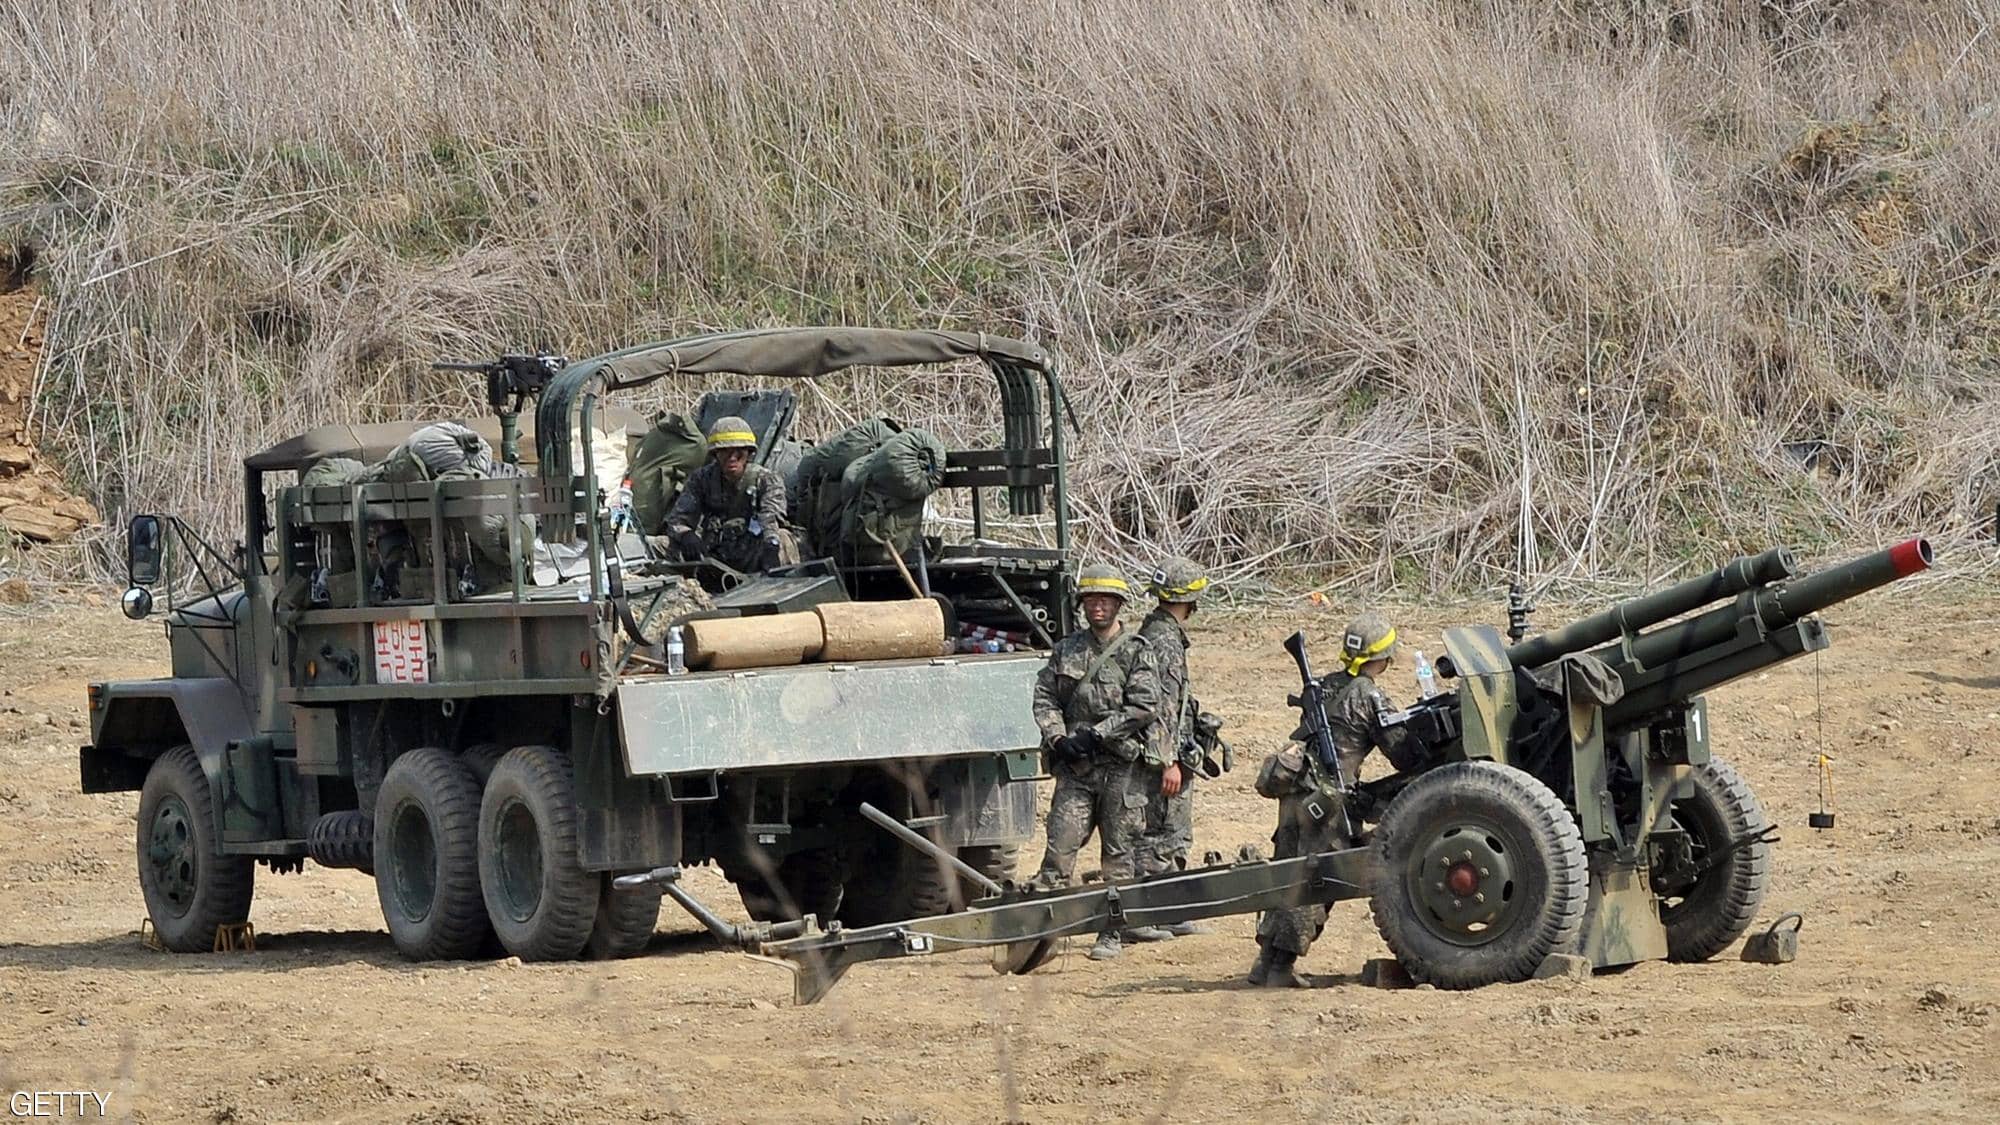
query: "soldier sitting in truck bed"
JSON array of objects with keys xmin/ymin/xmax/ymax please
[{"xmin": 647, "ymin": 415, "xmax": 799, "ymax": 574}]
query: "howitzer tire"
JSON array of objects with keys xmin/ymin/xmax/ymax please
[
  {"xmin": 373, "ymin": 748, "xmax": 490, "ymax": 961},
  {"xmin": 1661, "ymin": 756, "xmax": 1771, "ymax": 963},
  {"xmin": 584, "ymin": 874, "xmax": 662, "ymax": 960},
  {"xmin": 1370, "ymin": 762, "xmax": 1588, "ymax": 989},
  {"xmin": 478, "ymin": 747, "xmax": 600, "ymax": 961},
  {"xmin": 136, "ymin": 745, "xmax": 255, "ymax": 953}
]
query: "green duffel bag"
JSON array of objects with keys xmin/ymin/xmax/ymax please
[{"xmin": 629, "ymin": 411, "xmax": 705, "ymax": 534}]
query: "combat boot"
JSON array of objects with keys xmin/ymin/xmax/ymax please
[
  {"xmin": 1163, "ymin": 921, "xmax": 1207, "ymax": 937},
  {"xmin": 1121, "ymin": 925, "xmax": 1173, "ymax": 943},
  {"xmin": 1258, "ymin": 949, "xmax": 1309, "ymax": 988},
  {"xmin": 1088, "ymin": 932, "xmax": 1123, "ymax": 961}
]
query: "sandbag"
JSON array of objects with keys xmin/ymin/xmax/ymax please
[
  {"xmin": 816, "ymin": 599, "xmax": 945, "ymax": 662},
  {"xmin": 630, "ymin": 412, "xmax": 706, "ymax": 534},
  {"xmin": 683, "ymin": 612, "xmax": 825, "ymax": 670}
]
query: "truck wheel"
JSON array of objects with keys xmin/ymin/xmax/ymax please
[
  {"xmin": 136, "ymin": 745, "xmax": 255, "ymax": 952},
  {"xmin": 1370, "ymin": 761, "xmax": 1588, "ymax": 989},
  {"xmin": 461, "ymin": 742, "xmax": 505, "ymax": 786},
  {"xmin": 839, "ymin": 843, "xmax": 991, "ymax": 926},
  {"xmin": 584, "ymin": 874, "xmax": 662, "ymax": 960},
  {"xmin": 1661, "ymin": 756, "xmax": 1770, "ymax": 962},
  {"xmin": 373, "ymin": 748, "xmax": 490, "ymax": 961},
  {"xmin": 958, "ymin": 843, "xmax": 1020, "ymax": 903},
  {"xmin": 306, "ymin": 809, "xmax": 375, "ymax": 874},
  {"xmin": 478, "ymin": 746, "xmax": 600, "ymax": 961},
  {"xmin": 738, "ymin": 850, "xmax": 844, "ymax": 923}
]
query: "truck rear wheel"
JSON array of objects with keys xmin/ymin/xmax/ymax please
[
  {"xmin": 137, "ymin": 745, "xmax": 255, "ymax": 952},
  {"xmin": 1370, "ymin": 761, "xmax": 1588, "ymax": 989},
  {"xmin": 738, "ymin": 849, "xmax": 843, "ymax": 923},
  {"xmin": 478, "ymin": 746, "xmax": 600, "ymax": 961},
  {"xmin": 584, "ymin": 874, "xmax": 662, "ymax": 960},
  {"xmin": 839, "ymin": 841, "xmax": 1010, "ymax": 925},
  {"xmin": 1660, "ymin": 756, "xmax": 1770, "ymax": 962},
  {"xmin": 374, "ymin": 748, "xmax": 491, "ymax": 961}
]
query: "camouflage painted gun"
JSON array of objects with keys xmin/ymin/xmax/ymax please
[{"xmin": 751, "ymin": 537, "xmax": 1932, "ymax": 1002}]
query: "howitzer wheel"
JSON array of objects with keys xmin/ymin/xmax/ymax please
[
  {"xmin": 1370, "ymin": 762, "xmax": 1588, "ymax": 989},
  {"xmin": 1658, "ymin": 756, "xmax": 1770, "ymax": 962},
  {"xmin": 136, "ymin": 745, "xmax": 255, "ymax": 953}
]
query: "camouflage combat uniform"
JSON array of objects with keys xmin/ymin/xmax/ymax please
[
  {"xmin": 1029, "ymin": 627, "xmax": 1162, "ymax": 889},
  {"xmin": 658, "ymin": 461, "xmax": 799, "ymax": 573},
  {"xmin": 1137, "ymin": 607, "xmax": 1196, "ymax": 874},
  {"xmin": 1255, "ymin": 669, "xmax": 1416, "ymax": 958}
]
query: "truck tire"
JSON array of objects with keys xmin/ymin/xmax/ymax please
[
  {"xmin": 461, "ymin": 742, "xmax": 505, "ymax": 786},
  {"xmin": 839, "ymin": 843, "xmax": 999, "ymax": 926},
  {"xmin": 306, "ymin": 810, "xmax": 375, "ymax": 874},
  {"xmin": 738, "ymin": 849, "xmax": 843, "ymax": 923},
  {"xmin": 374, "ymin": 748, "xmax": 491, "ymax": 961},
  {"xmin": 1370, "ymin": 761, "xmax": 1588, "ymax": 989},
  {"xmin": 478, "ymin": 746, "xmax": 600, "ymax": 961},
  {"xmin": 136, "ymin": 745, "xmax": 255, "ymax": 952},
  {"xmin": 584, "ymin": 874, "xmax": 662, "ymax": 960},
  {"xmin": 1661, "ymin": 756, "xmax": 1771, "ymax": 962},
  {"xmin": 957, "ymin": 843, "xmax": 1020, "ymax": 903}
]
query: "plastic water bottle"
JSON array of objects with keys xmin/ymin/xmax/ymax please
[
  {"xmin": 609, "ymin": 477, "xmax": 635, "ymax": 532},
  {"xmin": 1414, "ymin": 650, "xmax": 1438, "ymax": 699},
  {"xmin": 666, "ymin": 625, "xmax": 687, "ymax": 675}
]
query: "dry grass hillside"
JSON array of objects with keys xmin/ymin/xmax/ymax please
[{"xmin": 0, "ymin": 0, "xmax": 1995, "ymax": 589}]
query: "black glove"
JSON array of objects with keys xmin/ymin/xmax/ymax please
[
  {"xmin": 672, "ymin": 530, "xmax": 706, "ymax": 561},
  {"xmin": 1068, "ymin": 727, "xmax": 1100, "ymax": 757}
]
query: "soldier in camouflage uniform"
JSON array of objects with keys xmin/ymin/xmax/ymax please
[
  {"xmin": 1249, "ymin": 611, "xmax": 1421, "ymax": 987},
  {"xmin": 1030, "ymin": 564, "xmax": 1165, "ymax": 961},
  {"xmin": 649, "ymin": 416, "xmax": 799, "ymax": 574},
  {"xmin": 1136, "ymin": 558, "xmax": 1206, "ymax": 909}
]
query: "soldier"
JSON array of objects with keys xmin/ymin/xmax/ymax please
[
  {"xmin": 1248, "ymin": 611, "xmax": 1421, "ymax": 987},
  {"xmin": 1136, "ymin": 558, "xmax": 1206, "ymax": 917},
  {"xmin": 649, "ymin": 416, "xmax": 798, "ymax": 573},
  {"xmin": 1030, "ymin": 564, "xmax": 1166, "ymax": 961}
]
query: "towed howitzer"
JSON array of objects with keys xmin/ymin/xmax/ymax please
[{"xmin": 749, "ymin": 537, "xmax": 1933, "ymax": 1003}]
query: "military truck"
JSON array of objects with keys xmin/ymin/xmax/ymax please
[{"xmin": 83, "ymin": 327, "xmax": 1074, "ymax": 962}]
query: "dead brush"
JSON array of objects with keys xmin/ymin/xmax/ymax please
[{"xmin": 0, "ymin": 0, "xmax": 1993, "ymax": 592}]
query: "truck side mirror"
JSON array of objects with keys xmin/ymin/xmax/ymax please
[{"xmin": 127, "ymin": 515, "xmax": 164, "ymax": 588}]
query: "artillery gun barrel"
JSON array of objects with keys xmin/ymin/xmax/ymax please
[
  {"xmin": 1503, "ymin": 546, "xmax": 1797, "ymax": 670},
  {"xmin": 1601, "ymin": 536, "xmax": 1931, "ymax": 728}
]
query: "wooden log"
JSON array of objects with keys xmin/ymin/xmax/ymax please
[
  {"xmin": 684, "ymin": 612, "xmax": 825, "ymax": 670},
  {"xmin": 815, "ymin": 599, "xmax": 946, "ymax": 662}
]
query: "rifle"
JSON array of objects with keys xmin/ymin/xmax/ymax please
[{"xmin": 1282, "ymin": 630, "xmax": 1358, "ymax": 840}]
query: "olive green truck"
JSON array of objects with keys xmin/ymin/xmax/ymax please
[{"xmin": 82, "ymin": 328, "xmax": 1074, "ymax": 961}]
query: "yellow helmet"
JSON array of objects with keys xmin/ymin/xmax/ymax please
[
  {"xmin": 1074, "ymin": 563, "xmax": 1131, "ymax": 605},
  {"xmin": 1340, "ymin": 612, "xmax": 1398, "ymax": 675},
  {"xmin": 1147, "ymin": 556, "xmax": 1209, "ymax": 604},
  {"xmin": 705, "ymin": 415, "xmax": 758, "ymax": 452}
]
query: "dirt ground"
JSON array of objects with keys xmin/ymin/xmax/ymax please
[{"xmin": 1, "ymin": 587, "xmax": 1997, "ymax": 1123}]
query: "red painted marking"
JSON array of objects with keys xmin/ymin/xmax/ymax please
[{"xmin": 1888, "ymin": 537, "xmax": 1932, "ymax": 578}]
